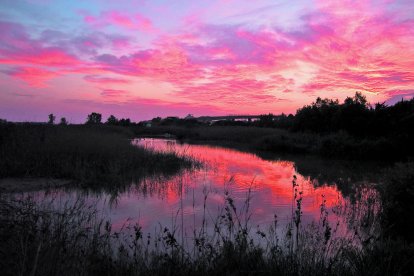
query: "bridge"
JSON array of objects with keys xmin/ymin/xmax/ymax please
[{"xmin": 194, "ymin": 115, "xmax": 263, "ymax": 122}]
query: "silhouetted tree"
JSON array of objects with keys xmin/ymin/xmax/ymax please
[
  {"xmin": 106, "ymin": 115, "xmax": 118, "ymax": 125},
  {"xmin": 293, "ymin": 92, "xmax": 372, "ymax": 134},
  {"xmin": 258, "ymin": 113, "xmax": 275, "ymax": 127},
  {"xmin": 292, "ymin": 92, "xmax": 414, "ymax": 139},
  {"xmin": 118, "ymin": 118, "xmax": 132, "ymax": 126},
  {"xmin": 59, "ymin": 117, "xmax": 68, "ymax": 125},
  {"xmin": 86, "ymin": 112, "xmax": 102, "ymax": 124},
  {"xmin": 48, "ymin": 113, "xmax": 56, "ymax": 125},
  {"xmin": 151, "ymin": 117, "xmax": 162, "ymax": 124},
  {"xmin": 275, "ymin": 113, "xmax": 295, "ymax": 129},
  {"xmin": 338, "ymin": 92, "xmax": 370, "ymax": 135}
]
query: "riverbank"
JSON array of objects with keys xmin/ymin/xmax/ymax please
[
  {"xmin": 0, "ymin": 124, "xmax": 194, "ymax": 192},
  {"xmin": 132, "ymin": 125, "xmax": 413, "ymax": 161},
  {"xmin": 0, "ymin": 178, "xmax": 73, "ymax": 193}
]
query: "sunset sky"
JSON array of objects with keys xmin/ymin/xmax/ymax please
[{"xmin": 1, "ymin": 0, "xmax": 413, "ymax": 122}]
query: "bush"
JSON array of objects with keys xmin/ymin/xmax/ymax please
[{"xmin": 380, "ymin": 162, "xmax": 414, "ymax": 241}]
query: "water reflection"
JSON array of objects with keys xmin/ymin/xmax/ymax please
[{"xmin": 23, "ymin": 138, "xmax": 380, "ymax": 240}]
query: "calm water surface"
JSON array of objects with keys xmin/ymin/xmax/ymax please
[{"xmin": 27, "ymin": 138, "xmax": 380, "ymax": 238}]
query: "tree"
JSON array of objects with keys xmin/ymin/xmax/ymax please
[
  {"xmin": 343, "ymin": 92, "xmax": 368, "ymax": 107},
  {"xmin": 118, "ymin": 118, "xmax": 131, "ymax": 126},
  {"xmin": 353, "ymin": 91, "xmax": 368, "ymax": 106},
  {"xmin": 258, "ymin": 113, "xmax": 275, "ymax": 127},
  {"xmin": 151, "ymin": 117, "xmax": 162, "ymax": 123},
  {"xmin": 106, "ymin": 115, "xmax": 118, "ymax": 125},
  {"xmin": 48, "ymin": 113, "xmax": 56, "ymax": 124},
  {"xmin": 86, "ymin": 112, "xmax": 102, "ymax": 124},
  {"xmin": 59, "ymin": 117, "xmax": 68, "ymax": 125}
]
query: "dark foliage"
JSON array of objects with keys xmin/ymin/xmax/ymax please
[
  {"xmin": 133, "ymin": 93, "xmax": 414, "ymax": 160},
  {"xmin": 380, "ymin": 162, "xmax": 414, "ymax": 241},
  {"xmin": 1, "ymin": 185, "xmax": 413, "ymax": 276},
  {"xmin": 293, "ymin": 92, "xmax": 414, "ymax": 137},
  {"xmin": 86, "ymin": 112, "xmax": 102, "ymax": 124},
  {"xmin": 0, "ymin": 124, "xmax": 192, "ymax": 190}
]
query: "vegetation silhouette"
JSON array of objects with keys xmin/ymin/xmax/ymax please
[
  {"xmin": 1, "ymin": 174, "xmax": 413, "ymax": 276},
  {"xmin": 293, "ymin": 92, "xmax": 414, "ymax": 136},
  {"xmin": 86, "ymin": 112, "xmax": 102, "ymax": 124},
  {"xmin": 106, "ymin": 115, "xmax": 134, "ymax": 126},
  {"xmin": 0, "ymin": 124, "xmax": 193, "ymax": 191},
  {"xmin": 59, "ymin": 117, "xmax": 68, "ymax": 125},
  {"xmin": 47, "ymin": 113, "xmax": 55, "ymax": 125},
  {"xmin": 0, "ymin": 93, "xmax": 413, "ymax": 275},
  {"xmin": 134, "ymin": 93, "xmax": 414, "ymax": 160}
]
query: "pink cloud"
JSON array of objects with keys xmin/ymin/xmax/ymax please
[
  {"xmin": 84, "ymin": 75, "xmax": 130, "ymax": 84},
  {"xmin": 101, "ymin": 89, "xmax": 128, "ymax": 98},
  {"xmin": 0, "ymin": 48, "xmax": 80, "ymax": 67},
  {"xmin": 0, "ymin": 21, "xmax": 81, "ymax": 68},
  {"xmin": 1, "ymin": 0, "xmax": 414, "ymax": 122},
  {"xmin": 83, "ymin": 11, "xmax": 156, "ymax": 33},
  {"xmin": 81, "ymin": 3, "xmax": 414, "ymax": 109},
  {"xmin": 5, "ymin": 67, "xmax": 60, "ymax": 87},
  {"xmin": 135, "ymin": 14, "xmax": 154, "ymax": 32}
]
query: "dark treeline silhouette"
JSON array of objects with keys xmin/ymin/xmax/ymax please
[
  {"xmin": 132, "ymin": 93, "xmax": 414, "ymax": 161},
  {"xmin": 1, "ymin": 93, "xmax": 413, "ymax": 160},
  {"xmin": 105, "ymin": 114, "xmax": 134, "ymax": 126},
  {"xmin": 35, "ymin": 92, "xmax": 413, "ymax": 141},
  {"xmin": 141, "ymin": 92, "xmax": 413, "ymax": 140},
  {"xmin": 187, "ymin": 92, "xmax": 413, "ymax": 137},
  {"xmin": 293, "ymin": 92, "xmax": 414, "ymax": 136}
]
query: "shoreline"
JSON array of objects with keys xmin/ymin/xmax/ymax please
[{"xmin": 0, "ymin": 178, "xmax": 74, "ymax": 193}]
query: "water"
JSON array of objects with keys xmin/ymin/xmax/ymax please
[{"xmin": 21, "ymin": 138, "xmax": 381, "ymax": 240}]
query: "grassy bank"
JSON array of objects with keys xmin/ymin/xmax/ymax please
[
  {"xmin": 133, "ymin": 125, "xmax": 412, "ymax": 161},
  {"xmin": 0, "ymin": 123, "xmax": 193, "ymax": 191},
  {"xmin": 1, "ymin": 173, "xmax": 413, "ymax": 276}
]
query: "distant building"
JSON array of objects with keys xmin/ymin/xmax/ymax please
[{"xmin": 185, "ymin": 114, "xmax": 194, "ymax": 119}]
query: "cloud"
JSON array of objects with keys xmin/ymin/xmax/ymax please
[
  {"xmin": 1, "ymin": 0, "xmax": 414, "ymax": 121},
  {"xmin": 100, "ymin": 89, "xmax": 128, "ymax": 98},
  {"xmin": 3, "ymin": 67, "xmax": 60, "ymax": 87},
  {"xmin": 0, "ymin": 21, "xmax": 81, "ymax": 68},
  {"xmin": 83, "ymin": 11, "xmax": 156, "ymax": 33},
  {"xmin": 84, "ymin": 75, "xmax": 130, "ymax": 84}
]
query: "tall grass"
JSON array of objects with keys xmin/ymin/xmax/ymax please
[
  {"xmin": 380, "ymin": 162, "xmax": 414, "ymax": 241},
  {"xmin": 133, "ymin": 125, "xmax": 411, "ymax": 160},
  {"xmin": 1, "ymin": 174, "xmax": 412, "ymax": 276},
  {"xmin": 0, "ymin": 124, "xmax": 194, "ymax": 190}
]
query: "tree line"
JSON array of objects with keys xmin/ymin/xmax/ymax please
[
  {"xmin": 15, "ymin": 92, "xmax": 414, "ymax": 138},
  {"xmin": 200, "ymin": 92, "xmax": 414, "ymax": 138},
  {"xmin": 293, "ymin": 92, "xmax": 414, "ymax": 137},
  {"xmin": 44, "ymin": 112, "xmax": 136, "ymax": 126}
]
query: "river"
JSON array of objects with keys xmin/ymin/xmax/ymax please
[{"xmin": 20, "ymin": 138, "xmax": 381, "ymax": 243}]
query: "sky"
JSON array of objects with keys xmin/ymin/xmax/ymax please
[{"xmin": 0, "ymin": 0, "xmax": 414, "ymax": 123}]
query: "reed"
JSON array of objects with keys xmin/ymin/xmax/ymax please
[
  {"xmin": 1, "ymin": 174, "xmax": 412, "ymax": 276},
  {"xmin": 0, "ymin": 124, "xmax": 194, "ymax": 191}
]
